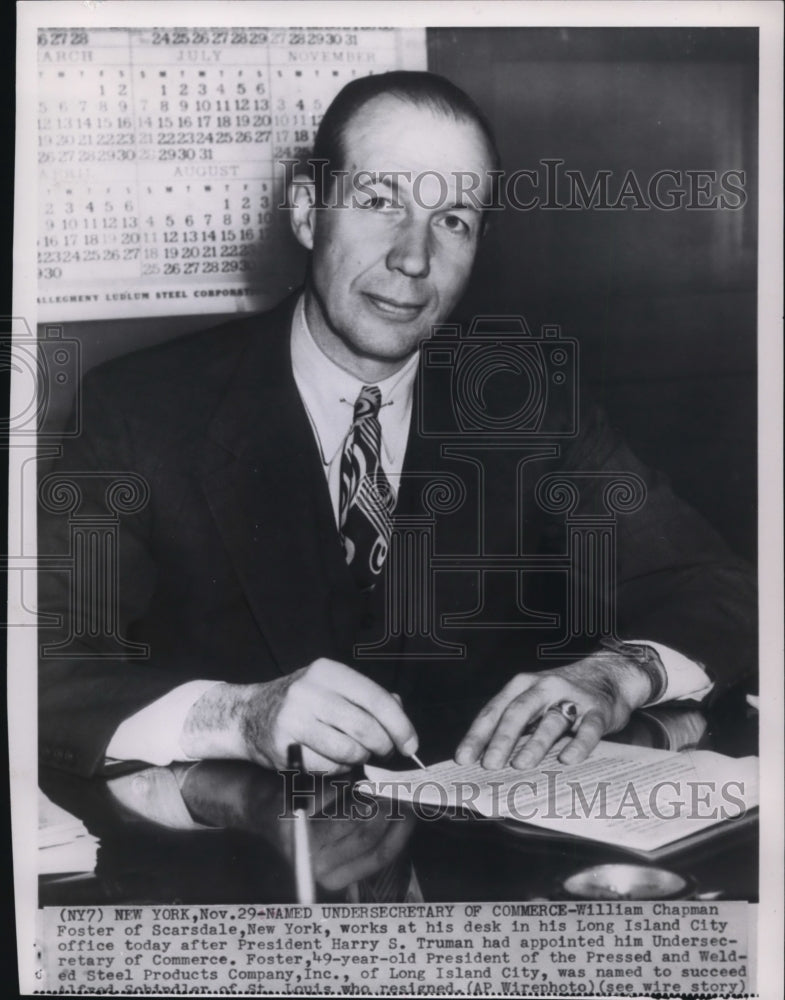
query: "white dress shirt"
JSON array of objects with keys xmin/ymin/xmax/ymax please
[
  {"xmin": 106, "ymin": 296, "xmax": 712, "ymax": 765},
  {"xmin": 289, "ymin": 295, "xmax": 419, "ymax": 523}
]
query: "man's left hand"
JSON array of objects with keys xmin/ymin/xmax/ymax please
[{"xmin": 454, "ymin": 651, "xmax": 654, "ymax": 770}]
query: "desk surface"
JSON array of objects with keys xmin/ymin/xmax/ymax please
[{"xmin": 39, "ymin": 693, "xmax": 758, "ymax": 906}]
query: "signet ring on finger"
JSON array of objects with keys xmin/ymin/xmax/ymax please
[{"xmin": 546, "ymin": 700, "xmax": 579, "ymax": 726}]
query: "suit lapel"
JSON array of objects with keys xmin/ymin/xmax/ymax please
[
  {"xmin": 393, "ymin": 372, "xmax": 477, "ymax": 665},
  {"xmin": 197, "ymin": 306, "xmax": 468, "ymax": 677},
  {"xmin": 198, "ymin": 296, "xmax": 344, "ymax": 671}
]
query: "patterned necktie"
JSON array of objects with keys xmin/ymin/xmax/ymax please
[{"xmin": 339, "ymin": 385, "xmax": 396, "ymax": 590}]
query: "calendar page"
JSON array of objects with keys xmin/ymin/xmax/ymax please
[{"xmin": 36, "ymin": 26, "xmax": 426, "ymax": 321}]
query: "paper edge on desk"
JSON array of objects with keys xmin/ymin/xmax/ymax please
[{"xmin": 360, "ymin": 743, "xmax": 759, "ymax": 854}]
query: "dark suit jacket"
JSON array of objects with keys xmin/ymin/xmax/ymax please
[{"xmin": 38, "ymin": 294, "xmax": 757, "ymax": 775}]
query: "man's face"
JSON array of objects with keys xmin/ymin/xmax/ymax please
[{"xmin": 291, "ymin": 95, "xmax": 494, "ymax": 378}]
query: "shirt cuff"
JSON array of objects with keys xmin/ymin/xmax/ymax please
[
  {"xmin": 627, "ymin": 640, "xmax": 714, "ymax": 706},
  {"xmin": 105, "ymin": 680, "xmax": 224, "ymax": 766}
]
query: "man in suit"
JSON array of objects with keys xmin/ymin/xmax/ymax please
[{"xmin": 39, "ymin": 72, "xmax": 756, "ymax": 778}]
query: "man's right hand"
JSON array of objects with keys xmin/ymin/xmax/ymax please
[{"xmin": 179, "ymin": 659, "xmax": 418, "ymax": 772}]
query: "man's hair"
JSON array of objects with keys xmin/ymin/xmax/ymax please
[{"xmin": 311, "ymin": 70, "xmax": 501, "ymax": 205}]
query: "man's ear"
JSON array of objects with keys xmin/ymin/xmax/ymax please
[{"xmin": 289, "ymin": 176, "xmax": 316, "ymax": 251}]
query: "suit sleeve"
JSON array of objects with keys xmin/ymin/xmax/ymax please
[
  {"xmin": 551, "ymin": 401, "xmax": 757, "ymax": 695},
  {"xmin": 38, "ymin": 370, "xmax": 199, "ymax": 777}
]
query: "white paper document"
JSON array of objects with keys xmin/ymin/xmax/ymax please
[
  {"xmin": 38, "ymin": 791, "xmax": 99, "ymax": 876},
  {"xmin": 362, "ymin": 740, "xmax": 758, "ymax": 854}
]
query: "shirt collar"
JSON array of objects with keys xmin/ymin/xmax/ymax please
[{"xmin": 290, "ymin": 294, "xmax": 419, "ymax": 466}]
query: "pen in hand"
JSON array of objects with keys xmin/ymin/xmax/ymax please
[{"xmin": 391, "ymin": 692, "xmax": 425, "ymax": 770}]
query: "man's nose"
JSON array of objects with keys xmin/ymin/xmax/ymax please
[{"xmin": 386, "ymin": 218, "xmax": 431, "ymax": 279}]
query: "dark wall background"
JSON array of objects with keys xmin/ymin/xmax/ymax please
[
  {"xmin": 432, "ymin": 27, "xmax": 757, "ymax": 562},
  {"xmin": 40, "ymin": 27, "xmax": 758, "ymax": 562}
]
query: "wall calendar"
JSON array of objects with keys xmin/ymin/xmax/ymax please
[{"xmin": 36, "ymin": 26, "xmax": 426, "ymax": 321}]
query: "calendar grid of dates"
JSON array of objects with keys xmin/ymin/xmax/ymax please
[{"xmin": 37, "ymin": 26, "xmax": 425, "ymax": 321}]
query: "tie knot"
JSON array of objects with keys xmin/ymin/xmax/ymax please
[{"xmin": 354, "ymin": 385, "xmax": 382, "ymax": 421}]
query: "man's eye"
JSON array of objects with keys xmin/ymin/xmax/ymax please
[
  {"xmin": 439, "ymin": 214, "xmax": 470, "ymax": 234},
  {"xmin": 359, "ymin": 193, "xmax": 394, "ymax": 210}
]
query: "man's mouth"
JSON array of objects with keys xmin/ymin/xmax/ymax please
[{"xmin": 364, "ymin": 293, "xmax": 426, "ymax": 320}]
